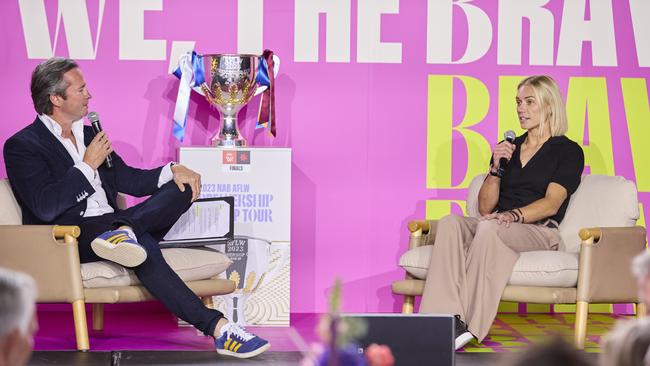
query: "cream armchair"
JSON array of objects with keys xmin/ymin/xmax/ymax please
[
  {"xmin": 0, "ymin": 179, "xmax": 236, "ymax": 351},
  {"xmin": 392, "ymin": 174, "xmax": 647, "ymax": 348}
]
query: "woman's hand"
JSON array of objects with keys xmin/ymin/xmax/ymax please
[
  {"xmin": 491, "ymin": 140, "xmax": 516, "ymax": 171},
  {"xmin": 480, "ymin": 211, "xmax": 519, "ymax": 227}
]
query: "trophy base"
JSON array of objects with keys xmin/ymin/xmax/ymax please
[{"xmin": 211, "ymin": 138, "xmax": 247, "ymax": 147}]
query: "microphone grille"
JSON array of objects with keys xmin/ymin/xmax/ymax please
[
  {"xmin": 504, "ymin": 130, "xmax": 516, "ymax": 142},
  {"xmin": 87, "ymin": 111, "xmax": 99, "ymax": 123}
]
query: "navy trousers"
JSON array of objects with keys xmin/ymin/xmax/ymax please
[{"xmin": 76, "ymin": 182, "xmax": 224, "ymax": 336}]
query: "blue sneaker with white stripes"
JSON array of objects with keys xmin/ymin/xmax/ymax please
[
  {"xmin": 214, "ymin": 323, "xmax": 270, "ymax": 359},
  {"xmin": 90, "ymin": 229, "xmax": 147, "ymax": 267}
]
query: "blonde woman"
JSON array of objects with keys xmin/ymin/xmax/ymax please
[{"xmin": 419, "ymin": 76, "xmax": 585, "ymax": 349}]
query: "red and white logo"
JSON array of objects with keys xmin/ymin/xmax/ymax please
[{"xmin": 222, "ymin": 151, "xmax": 237, "ymax": 164}]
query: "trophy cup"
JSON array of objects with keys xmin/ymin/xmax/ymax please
[
  {"xmin": 199, "ymin": 54, "xmax": 259, "ymax": 147},
  {"xmin": 172, "ymin": 51, "xmax": 278, "ymax": 146}
]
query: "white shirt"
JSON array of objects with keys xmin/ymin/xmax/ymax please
[{"xmin": 38, "ymin": 115, "xmax": 174, "ymax": 217}]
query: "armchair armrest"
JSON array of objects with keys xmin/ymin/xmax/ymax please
[
  {"xmin": 576, "ymin": 226, "xmax": 647, "ymax": 303},
  {"xmin": 406, "ymin": 220, "xmax": 439, "ymax": 249},
  {"xmin": 0, "ymin": 225, "xmax": 84, "ymax": 303}
]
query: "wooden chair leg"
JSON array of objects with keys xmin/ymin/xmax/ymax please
[
  {"xmin": 637, "ymin": 303, "xmax": 647, "ymax": 318},
  {"xmin": 574, "ymin": 301, "xmax": 589, "ymax": 349},
  {"xmin": 72, "ymin": 300, "xmax": 90, "ymax": 351},
  {"xmin": 92, "ymin": 304, "xmax": 104, "ymax": 331},
  {"xmin": 402, "ymin": 295, "xmax": 414, "ymax": 314},
  {"xmin": 202, "ymin": 296, "xmax": 214, "ymax": 309}
]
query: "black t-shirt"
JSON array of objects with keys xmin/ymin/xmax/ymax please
[{"xmin": 494, "ymin": 133, "xmax": 585, "ymax": 224}]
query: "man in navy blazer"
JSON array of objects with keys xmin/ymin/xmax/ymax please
[{"xmin": 3, "ymin": 58, "xmax": 269, "ymax": 358}]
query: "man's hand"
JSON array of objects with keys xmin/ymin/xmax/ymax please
[
  {"xmin": 83, "ymin": 131, "xmax": 113, "ymax": 170},
  {"xmin": 171, "ymin": 164, "xmax": 201, "ymax": 201}
]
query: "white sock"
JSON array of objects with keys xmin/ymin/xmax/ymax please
[{"xmin": 218, "ymin": 322, "xmax": 233, "ymax": 337}]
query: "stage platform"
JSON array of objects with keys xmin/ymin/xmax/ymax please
[
  {"xmin": 26, "ymin": 351, "xmax": 597, "ymax": 366},
  {"xmin": 31, "ymin": 305, "xmax": 628, "ymax": 365}
]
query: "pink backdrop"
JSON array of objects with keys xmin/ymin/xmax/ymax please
[{"xmin": 1, "ymin": 0, "xmax": 648, "ymax": 314}]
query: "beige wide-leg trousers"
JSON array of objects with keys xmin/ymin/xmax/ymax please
[{"xmin": 419, "ymin": 215, "xmax": 561, "ymax": 342}]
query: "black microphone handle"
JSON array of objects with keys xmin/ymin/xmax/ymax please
[
  {"xmin": 91, "ymin": 121, "xmax": 113, "ymax": 169},
  {"xmin": 104, "ymin": 151, "xmax": 113, "ymax": 169},
  {"xmin": 496, "ymin": 131, "xmax": 516, "ymax": 177},
  {"xmin": 497, "ymin": 157, "xmax": 508, "ymax": 176}
]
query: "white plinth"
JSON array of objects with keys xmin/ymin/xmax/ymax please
[{"xmin": 180, "ymin": 147, "xmax": 291, "ymax": 326}]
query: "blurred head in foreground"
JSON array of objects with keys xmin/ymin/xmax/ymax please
[
  {"xmin": 504, "ymin": 337, "xmax": 592, "ymax": 366},
  {"xmin": 0, "ymin": 267, "xmax": 38, "ymax": 366},
  {"xmin": 600, "ymin": 318, "xmax": 650, "ymax": 366}
]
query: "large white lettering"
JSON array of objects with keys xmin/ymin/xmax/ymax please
[
  {"xmin": 237, "ymin": 0, "xmax": 263, "ymax": 54},
  {"xmin": 497, "ymin": 0, "xmax": 553, "ymax": 65},
  {"xmin": 294, "ymin": 0, "xmax": 351, "ymax": 62},
  {"xmin": 427, "ymin": 0, "xmax": 492, "ymax": 64},
  {"xmin": 556, "ymin": 0, "xmax": 617, "ymax": 66},
  {"xmin": 18, "ymin": 0, "xmax": 105, "ymax": 59},
  {"xmin": 629, "ymin": 0, "xmax": 650, "ymax": 67},
  {"xmin": 16, "ymin": 0, "xmax": 643, "ymax": 68},
  {"xmin": 357, "ymin": 0, "xmax": 402, "ymax": 63},
  {"xmin": 119, "ymin": 0, "xmax": 166, "ymax": 60}
]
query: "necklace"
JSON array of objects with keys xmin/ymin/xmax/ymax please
[
  {"xmin": 520, "ymin": 137, "xmax": 548, "ymax": 167},
  {"xmin": 523, "ymin": 135, "xmax": 549, "ymax": 151}
]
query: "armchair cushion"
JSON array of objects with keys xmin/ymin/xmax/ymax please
[
  {"xmin": 557, "ymin": 175, "xmax": 639, "ymax": 252},
  {"xmin": 399, "ymin": 246, "xmax": 579, "ymax": 287},
  {"xmin": 0, "ymin": 179, "xmax": 21, "ymax": 225},
  {"xmin": 81, "ymin": 247, "xmax": 232, "ymax": 288}
]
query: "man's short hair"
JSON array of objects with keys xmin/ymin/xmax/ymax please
[
  {"xmin": 632, "ymin": 251, "xmax": 650, "ymax": 280},
  {"xmin": 30, "ymin": 57, "xmax": 78, "ymax": 115},
  {"xmin": 0, "ymin": 267, "xmax": 37, "ymax": 338}
]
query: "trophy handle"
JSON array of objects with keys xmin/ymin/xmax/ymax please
[{"xmin": 254, "ymin": 54, "xmax": 280, "ymax": 96}]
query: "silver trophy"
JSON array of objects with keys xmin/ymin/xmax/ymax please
[
  {"xmin": 199, "ymin": 54, "xmax": 267, "ymax": 147},
  {"xmin": 172, "ymin": 51, "xmax": 279, "ymax": 146}
]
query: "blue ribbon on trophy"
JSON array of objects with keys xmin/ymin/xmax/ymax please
[{"xmin": 171, "ymin": 51, "xmax": 205, "ymax": 142}]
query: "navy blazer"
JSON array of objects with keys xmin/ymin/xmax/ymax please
[{"xmin": 3, "ymin": 117, "xmax": 163, "ymax": 225}]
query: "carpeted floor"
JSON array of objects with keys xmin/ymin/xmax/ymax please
[
  {"xmin": 461, "ymin": 313, "xmax": 632, "ymax": 353},
  {"xmin": 31, "ymin": 306, "xmax": 633, "ymax": 365}
]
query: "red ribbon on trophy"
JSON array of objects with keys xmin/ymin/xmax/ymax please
[{"xmin": 256, "ymin": 49, "xmax": 276, "ymax": 137}]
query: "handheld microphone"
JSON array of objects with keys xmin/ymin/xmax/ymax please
[
  {"xmin": 87, "ymin": 111, "xmax": 113, "ymax": 169},
  {"xmin": 496, "ymin": 130, "xmax": 516, "ymax": 177}
]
